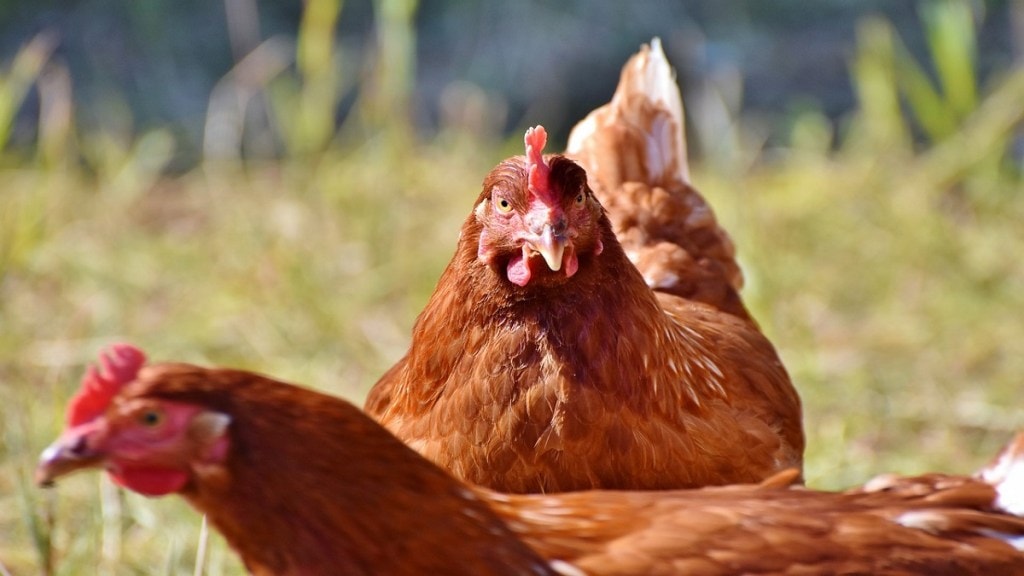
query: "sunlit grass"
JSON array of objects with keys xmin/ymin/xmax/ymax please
[{"xmin": 2, "ymin": 0, "xmax": 1023, "ymax": 573}]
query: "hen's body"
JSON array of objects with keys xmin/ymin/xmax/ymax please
[
  {"xmin": 366, "ymin": 40, "xmax": 803, "ymax": 492},
  {"xmin": 369, "ymin": 226, "xmax": 801, "ymax": 492},
  {"xmin": 39, "ymin": 354, "xmax": 1024, "ymax": 575}
]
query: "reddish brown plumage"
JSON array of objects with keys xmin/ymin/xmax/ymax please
[
  {"xmin": 38, "ymin": 361, "xmax": 1024, "ymax": 575},
  {"xmin": 365, "ymin": 40, "xmax": 803, "ymax": 493}
]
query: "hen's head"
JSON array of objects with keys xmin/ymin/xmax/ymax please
[
  {"xmin": 36, "ymin": 344, "xmax": 231, "ymax": 496},
  {"xmin": 475, "ymin": 126, "xmax": 605, "ymax": 287}
]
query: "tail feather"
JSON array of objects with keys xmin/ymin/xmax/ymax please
[
  {"xmin": 567, "ymin": 38, "xmax": 689, "ymax": 188},
  {"xmin": 566, "ymin": 39, "xmax": 751, "ymax": 321},
  {"xmin": 640, "ymin": 38, "xmax": 690, "ymax": 186},
  {"xmin": 978, "ymin": 432, "xmax": 1024, "ymax": 517}
]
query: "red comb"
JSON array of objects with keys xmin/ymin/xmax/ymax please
[
  {"xmin": 67, "ymin": 343, "xmax": 147, "ymax": 426},
  {"xmin": 524, "ymin": 125, "xmax": 554, "ymax": 205}
]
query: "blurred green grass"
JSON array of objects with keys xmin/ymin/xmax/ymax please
[{"xmin": 2, "ymin": 1, "xmax": 1024, "ymax": 574}]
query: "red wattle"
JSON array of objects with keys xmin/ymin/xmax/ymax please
[
  {"xmin": 110, "ymin": 467, "xmax": 189, "ymax": 496},
  {"xmin": 564, "ymin": 246, "xmax": 579, "ymax": 278}
]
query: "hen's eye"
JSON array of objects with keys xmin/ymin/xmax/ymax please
[
  {"xmin": 575, "ymin": 192, "xmax": 585, "ymax": 205},
  {"xmin": 496, "ymin": 198, "xmax": 513, "ymax": 213},
  {"xmin": 139, "ymin": 410, "xmax": 164, "ymax": 427}
]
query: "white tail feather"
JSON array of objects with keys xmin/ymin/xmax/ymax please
[
  {"xmin": 566, "ymin": 38, "xmax": 690, "ymax": 186},
  {"xmin": 642, "ymin": 38, "xmax": 689, "ymax": 185},
  {"xmin": 978, "ymin": 432, "xmax": 1024, "ymax": 516}
]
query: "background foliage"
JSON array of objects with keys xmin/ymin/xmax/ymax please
[{"xmin": 1, "ymin": 0, "xmax": 1023, "ymax": 574}]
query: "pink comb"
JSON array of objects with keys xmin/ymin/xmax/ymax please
[
  {"xmin": 524, "ymin": 126, "xmax": 555, "ymax": 205},
  {"xmin": 67, "ymin": 343, "xmax": 147, "ymax": 426}
]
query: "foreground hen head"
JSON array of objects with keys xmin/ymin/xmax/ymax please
[
  {"xmin": 37, "ymin": 344, "xmax": 231, "ymax": 496},
  {"xmin": 475, "ymin": 126, "xmax": 605, "ymax": 287}
]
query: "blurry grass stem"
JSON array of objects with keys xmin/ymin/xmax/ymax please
[
  {"xmin": 204, "ymin": 38, "xmax": 291, "ymax": 160},
  {"xmin": 193, "ymin": 515, "xmax": 210, "ymax": 576},
  {"xmin": 0, "ymin": 33, "xmax": 57, "ymax": 156}
]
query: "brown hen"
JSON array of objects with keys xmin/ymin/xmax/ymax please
[
  {"xmin": 39, "ymin": 345, "xmax": 1024, "ymax": 576},
  {"xmin": 365, "ymin": 40, "xmax": 802, "ymax": 493}
]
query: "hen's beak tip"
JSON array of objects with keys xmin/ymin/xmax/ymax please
[
  {"xmin": 35, "ymin": 434, "xmax": 102, "ymax": 488},
  {"xmin": 534, "ymin": 226, "xmax": 566, "ymax": 272}
]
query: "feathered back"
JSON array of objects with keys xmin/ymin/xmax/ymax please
[
  {"xmin": 566, "ymin": 38, "xmax": 750, "ymax": 321},
  {"xmin": 487, "ymin": 444, "xmax": 1024, "ymax": 576}
]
